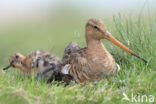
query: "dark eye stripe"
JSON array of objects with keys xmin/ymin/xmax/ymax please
[
  {"xmin": 93, "ymin": 26, "xmax": 100, "ymax": 31},
  {"xmin": 93, "ymin": 26, "xmax": 98, "ymax": 29}
]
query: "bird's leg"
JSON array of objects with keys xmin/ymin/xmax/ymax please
[
  {"xmin": 47, "ymin": 70, "xmax": 73, "ymax": 86},
  {"xmin": 47, "ymin": 71, "xmax": 59, "ymax": 83},
  {"xmin": 36, "ymin": 63, "xmax": 56, "ymax": 81},
  {"xmin": 36, "ymin": 73, "xmax": 40, "ymax": 81}
]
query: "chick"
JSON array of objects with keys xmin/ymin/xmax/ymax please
[{"xmin": 3, "ymin": 50, "xmax": 60, "ymax": 81}]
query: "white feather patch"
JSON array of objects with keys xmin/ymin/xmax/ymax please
[
  {"xmin": 105, "ymin": 30, "xmax": 110, "ymax": 35},
  {"xmin": 116, "ymin": 63, "xmax": 121, "ymax": 71},
  {"xmin": 61, "ymin": 64, "xmax": 71, "ymax": 74}
]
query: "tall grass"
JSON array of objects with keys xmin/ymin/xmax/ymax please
[{"xmin": 0, "ymin": 12, "xmax": 156, "ymax": 104}]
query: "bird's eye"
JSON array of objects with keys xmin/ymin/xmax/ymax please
[
  {"xmin": 93, "ymin": 26, "xmax": 98, "ymax": 30},
  {"xmin": 11, "ymin": 60, "xmax": 14, "ymax": 64},
  {"xmin": 15, "ymin": 55, "xmax": 19, "ymax": 59}
]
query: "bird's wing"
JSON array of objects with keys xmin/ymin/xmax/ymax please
[{"xmin": 57, "ymin": 42, "xmax": 96, "ymax": 83}]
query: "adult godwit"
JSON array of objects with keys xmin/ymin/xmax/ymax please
[
  {"xmin": 3, "ymin": 50, "xmax": 60, "ymax": 81},
  {"xmin": 49, "ymin": 18, "xmax": 147, "ymax": 84}
]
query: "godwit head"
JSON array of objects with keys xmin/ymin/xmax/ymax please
[{"xmin": 85, "ymin": 18, "xmax": 147, "ymax": 63}]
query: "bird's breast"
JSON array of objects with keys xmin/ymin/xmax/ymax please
[{"xmin": 86, "ymin": 50, "xmax": 117, "ymax": 76}]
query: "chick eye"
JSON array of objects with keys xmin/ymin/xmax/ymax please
[{"xmin": 15, "ymin": 55, "xmax": 19, "ymax": 59}]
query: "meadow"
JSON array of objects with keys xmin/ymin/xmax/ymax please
[{"xmin": 0, "ymin": 12, "xmax": 156, "ymax": 104}]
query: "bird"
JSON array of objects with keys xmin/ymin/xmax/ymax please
[
  {"xmin": 49, "ymin": 18, "xmax": 147, "ymax": 84},
  {"xmin": 3, "ymin": 50, "xmax": 61, "ymax": 81}
]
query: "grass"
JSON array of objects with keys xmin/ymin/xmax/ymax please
[{"xmin": 0, "ymin": 12, "xmax": 156, "ymax": 104}]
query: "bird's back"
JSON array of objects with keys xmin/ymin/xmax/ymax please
[
  {"xmin": 56, "ymin": 42, "xmax": 97, "ymax": 83},
  {"xmin": 27, "ymin": 50, "xmax": 60, "ymax": 74}
]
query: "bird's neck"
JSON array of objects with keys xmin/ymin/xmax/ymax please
[
  {"xmin": 22, "ymin": 57, "xmax": 31, "ymax": 68},
  {"xmin": 86, "ymin": 37, "xmax": 115, "ymax": 64},
  {"xmin": 86, "ymin": 36, "xmax": 116, "ymax": 74},
  {"xmin": 86, "ymin": 37, "xmax": 107, "ymax": 53},
  {"xmin": 20, "ymin": 57, "xmax": 31, "ymax": 74}
]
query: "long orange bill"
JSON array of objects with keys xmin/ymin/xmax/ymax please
[
  {"xmin": 104, "ymin": 32, "xmax": 148, "ymax": 63},
  {"xmin": 3, "ymin": 64, "xmax": 11, "ymax": 70}
]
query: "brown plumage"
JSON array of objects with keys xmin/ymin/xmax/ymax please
[
  {"xmin": 3, "ymin": 50, "xmax": 60, "ymax": 80},
  {"xmin": 51, "ymin": 18, "xmax": 147, "ymax": 84}
]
